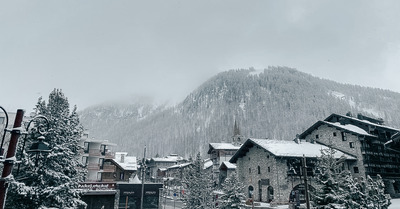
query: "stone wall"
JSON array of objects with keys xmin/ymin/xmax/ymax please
[
  {"xmin": 236, "ymin": 144, "xmax": 307, "ymax": 203},
  {"xmin": 304, "ymin": 124, "xmax": 365, "ymax": 179}
]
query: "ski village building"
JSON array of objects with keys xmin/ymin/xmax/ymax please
[
  {"xmin": 230, "ymin": 112, "xmax": 400, "ymax": 205},
  {"xmin": 230, "ymin": 138, "xmax": 356, "ymax": 204},
  {"xmin": 299, "ymin": 113, "xmax": 400, "ymax": 197}
]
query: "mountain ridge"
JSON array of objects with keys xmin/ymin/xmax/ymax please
[{"xmin": 79, "ymin": 67, "xmax": 400, "ymax": 158}]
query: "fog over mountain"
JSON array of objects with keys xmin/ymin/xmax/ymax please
[{"xmin": 79, "ymin": 67, "xmax": 400, "ymax": 158}]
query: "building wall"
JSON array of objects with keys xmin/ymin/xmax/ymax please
[
  {"xmin": 304, "ymin": 124, "xmax": 364, "ymax": 179},
  {"xmin": 236, "ymin": 145, "xmax": 293, "ymax": 203}
]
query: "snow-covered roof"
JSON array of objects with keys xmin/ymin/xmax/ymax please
[
  {"xmin": 167, "ymin": 162, "xmax": 192, "ymax": 170},
  {"xmin": 208, "ymin": 143, "xmax": 240, "ymax": 154},
  {"xmin": 230, "ymin": 138, "xmax": 356, "ymax": 163},
  {"xmin": 324, "ymin": 121, "xmax": 376, "ymax": 137},
  {"xmin": 209, "ymin": 143, "xmax": 240, "ymax": 150},
  {"xmin": 151, "ymin": 154, "xmax": 184, "ymax": 163},
  {"xmin": 299, "ymin": 120, "xmax": 377, "ymax": 139},
  {"xmin": 327, "ymin": 113, "xmax": 400, "ymax": 132},
  {"xmin": 203, "ymin": 159, "xmax": 213, "ymax": 169},
  {"xmin": 220, "ymin": 161, "xmax": 236, "ymax": 170},
  {"xmin": 112, "ymin": 152, "xmax": 137, "ymax": 171}
]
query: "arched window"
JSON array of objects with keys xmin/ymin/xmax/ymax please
[{"xmin": 248, "ymin": 186, "xmax": 254, "ymax": 198}]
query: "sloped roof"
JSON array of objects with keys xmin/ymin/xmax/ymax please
[
  {"xmin": 167, "ymin": 162, "xmax": 192, "ymax": 170},
  {"xmin": 112, "ymin": 153, "xmax": 137, "ymax": 171},
  {"xmin": 299, "ymin": 120, "xmax": 377, "ymax": 139},
  {"xmin": 220, "ymin": 161, "xmax": 236, "ymax": 170},
  {"xmin": 325, "ymin": 113, "xmax": 400, "ymax": 132},
  {"xmin": 208, "ymin": 143, "xmax": 241, "ymax": 154},
  {"xmin": 230, "ymin": 138, "xmax": 356, "ymax": 163},
  {"xmin": 203, "ymin": 158, "xmax": 213, "ymax": 169}
]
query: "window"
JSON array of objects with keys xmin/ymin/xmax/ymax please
[
  {"xmin": 349, "ymin": 142, "xmax": 354, "ymax": 148},
  {"xmin": 268, "ymin": 167, "xmax": 271, "ymax": 172},
  {"xmin": 258, "ymin": 166, "xmax": 261, "ymax": 174},
  {"xmin": 249, "ymin": 168, "xmax": 251, "ymax": 174},
  {"xmin": 120, "ymin": 172, "xmax": 124, "ymax": 180},
  {"xmin": 341, "ymin": 132, "xmax": 347, "ymax": 141},
  {"xmin": 353, "ymin": 167, "xmax": 359, "ymax": 173},
  {"xmin": 249, "ymin": 157, "xmax": 251, "ymax": 161},
  {"xmin": 315, "ymin": 134, "xmax": 319, "ymax": 139},
  {"xmin": 333, "ymin": 132, "xmax": 337, "ymax": 137},
  {"xmin": 267, "ymin": 155, "xmax": 270, "ymax": 159}
]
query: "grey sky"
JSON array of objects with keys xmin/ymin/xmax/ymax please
[{"xmin": 1, "ymin": 0, "xmax": 400, "ymax": 112}]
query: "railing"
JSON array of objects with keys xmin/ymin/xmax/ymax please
[
  {"xmin": 102, "ymin": 165, "xmax": 115, "ymax": 172},
  {"xmin": 104, "ymin": 152, "xmax": 114, "ymax": 159},
  {"xmin": 88, "ymin": 149, "xmax": 102, "ymax": 157},
  {"xmin": 87, "ymin": 163, "xmax": 100, "ymax": 170}
]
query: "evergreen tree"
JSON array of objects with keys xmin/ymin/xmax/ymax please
[
  {"xmin": 312, "ymin": 148, "xmax": 348, "ymax": 208},
  {"xmin": 219, "ymin": 172, "xmax": 246, "ymax": 209},
  {"xmin": 313, "ymin": 148, "xmax": 391, "ymax": 209},
  {"xmin": 364, "ymin": 175, "xmax": 391, "ymax": 209},
  {"xmin": 6, "ymin": 89, "xmax": 86, "ymax": 209},
  {"xmin": 182, "ymin": 153, "xmax": 215, "ymax": 209}
]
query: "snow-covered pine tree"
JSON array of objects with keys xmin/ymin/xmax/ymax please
[
  {"xmin": 6, "ymin": 89, "xmax": 86, "ymax": 209},
  {"xmin": 312, "ymin": 148, "xmax": 348, "ymax": 208},
  {"xmin": 182, "ymin": 153, "xmax": 215, "ymax": 209},
  {"xmin": 364, "ymin": 175, "xmax": 391, "ymax": 209},
  {"xmin": 219, "ymin": 172, "xmax": 246, "ymax": 209},
  {"xmin": 313, "ymin": 148, "xmax": 391, "ymax": 209}
]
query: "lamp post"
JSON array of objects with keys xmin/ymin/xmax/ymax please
[
  {"xmin": 302, "ymin": 155, "xmax": 310, "ymax": 209},
  {"xmin": 0, "ymin": 106, "xmax": 9, "ymax": 157},
  {"xmin": 0, "ymin": 108, "xmax": 51, "ymax": 209},
  {"xmin": 0, "ymin": 109, "xmax": 24, "ymax": 209}
]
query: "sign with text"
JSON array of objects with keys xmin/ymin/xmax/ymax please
[{"xmin": 78, "ymin": 183, "xmax": 116, "ymax": 191}]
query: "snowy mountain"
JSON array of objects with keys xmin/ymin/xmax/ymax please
[{"xmin": 79, "ymin": 67, "xmax": 400, "ymax": 158}]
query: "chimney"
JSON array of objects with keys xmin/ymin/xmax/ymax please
[{"xmin": 121, "ymin": 154, "xmax": 125, "ymax": 163}]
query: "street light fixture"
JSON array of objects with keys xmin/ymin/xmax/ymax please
[
  {"xmin": 16, "ymin": 115, "xmax": 50, "ymax": 175},
  {"xmin": 0, "ymin": 108, "xmax": 51, "ymax": 209}
]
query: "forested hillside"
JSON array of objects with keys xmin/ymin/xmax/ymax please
[{"xmin": 79, "ymin": 67, "xmax": 400, "ymax": 158}]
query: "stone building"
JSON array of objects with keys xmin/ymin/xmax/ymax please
[
  {"xmin": 299, "ymin": 113, "xmax": 400, "ymax": 197},
  {"xmin": 230, "ymin": 138, "xmax": 355, "ymax": 203}
]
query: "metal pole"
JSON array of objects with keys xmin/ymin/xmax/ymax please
[
  {"xmin": 0, "ymin": 109, "xmax": 24, "ymax": 209},
  {"xmin": 302, "ymin": 155, "xmax": 310, "ymax": 209},
  {"xmin": 0, "ymin": 106, "xmax": 9, "ymax": 157},
  {"xmin": 140, "ymin": 146, "xmax": 146, "ymax": 209}
]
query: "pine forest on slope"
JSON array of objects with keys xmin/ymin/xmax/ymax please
[{"xmin": 79, "ymin": 67, "xmax": 400, "ymax": 158}]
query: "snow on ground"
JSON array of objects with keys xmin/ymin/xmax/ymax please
[
  {"xmin": 250, "ymin": 198, "xmax": 400, "ymax": 209},
  {"xmin": 390, "ymin": 198, "xmax": 400, "ymax": 208}
]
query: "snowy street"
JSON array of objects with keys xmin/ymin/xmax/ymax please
[{"xmin": 161, "ymin": 198, "xmax": 400, "ymax": 209}]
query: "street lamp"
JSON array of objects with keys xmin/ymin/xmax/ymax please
[
  {"xmin": 16, "ymin": 115, "xmax": 50, "ymax": 175},
  {"xmin": 0, "ymin": 108, "xmax": 51, "ymax": 209}
]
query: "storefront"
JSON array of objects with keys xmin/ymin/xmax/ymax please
[{"xmin": 117, "ymin": 183, "xmax": 163, "ymax": 209}]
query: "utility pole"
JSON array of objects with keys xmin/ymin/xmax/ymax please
[
  {"xmin": 302, "ymin": 155, "xmax": 310, "ymax": 209},
  {"xmin": 140, "ymin": 146, "xmax": 146, "ymax": 209},
  {"xmin": 0, "ymin": 109, "xmax": 24, "ymax": 209}
]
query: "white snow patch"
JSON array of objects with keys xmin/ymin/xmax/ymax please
[{"xmin": 249, "ymin": 138, "xmax": 355, "ymax": 159}]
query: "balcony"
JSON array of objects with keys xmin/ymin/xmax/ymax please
[
  {"xmin": 87, "ymin": 163, "xmax": 100, "ymax": 170},
  {"xmin": 87, "ymin": 149, "xmax": 103, "ymax": 157},
  {"xmin": 102, "ymin": 165, "xmax": 115, "ymax": 172},
  {"xmin": 104, "ymin": 152, "xmax": 114, "ymax": 159}
]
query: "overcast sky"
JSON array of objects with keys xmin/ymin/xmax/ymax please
[{"xmin": 1, "ymin": 0, "xmax": 400, "ymax": 112}]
